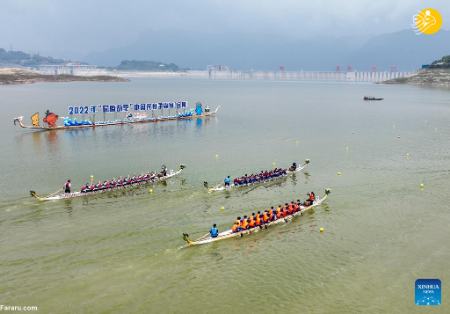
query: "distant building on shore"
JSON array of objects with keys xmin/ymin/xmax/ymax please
[{"xmin": 34, "ymin": 64, "xmax": 97, "ymax": 75}]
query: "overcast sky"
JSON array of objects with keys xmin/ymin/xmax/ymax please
[{"xmin": 0, "ymin": 0, "xmax": 449, "ymax": 59}]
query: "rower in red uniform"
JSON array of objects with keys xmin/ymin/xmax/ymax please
[
  {"xmin": 262, "ymin": 211, "xmax": 270, "ymax": 223},
  {"xmin": 287, "ymin": 202, "xmax": 294, "ymax": 214},
  {"xmin": 308, "ymin": 192, "xmax": 315, "ymax": 205},
  {"xmin": 293, "ymin": 201, "xmax": 300, "ymax": 213},
  {"xmin": 248, "ymin": 217, "xmax": 255, "ymax": 228},
  {"xmin": 276, "ymin": 206, "xmax": 282, "ymax": 219},
  {"xmin": 241, "ymin": 218, "xmax": 249, "ymax": 230},
  {"xmin": 268, "ymin": 207, "xmax": 274, "ymax": 221},
  {"xmin": 255, "ymin": 214, "xmax": 262, "ymax": 226}
]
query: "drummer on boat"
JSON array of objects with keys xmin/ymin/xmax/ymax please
[
  {"xmin": 224, "ymin": 176, "xmax": 231, "ymax": 187},
  {"xmin": 210, "ymin": 224, "xmax": 219, "ymax": 238},
  {"xmin": 64, "ymin": 180, "xmax": 71, "ymax": 194},
  {"xmin": 304, "ymin": 192, "xmax": 315, "ymax": 206}
]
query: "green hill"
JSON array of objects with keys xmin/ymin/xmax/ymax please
[
  {"xmin": 115, "ymin": 60, "xmax": 184, "ymax": 72},
  {"xmin": 384, "ymin": 55, "xmax": 450, "ymax": 88},
  {"xmin": 429, "ymin": 55, "xmax": 450, "ymax": 69},
  {"xmin": 0, "ymin": 48, "xmax": 77, "ymax": 67}
]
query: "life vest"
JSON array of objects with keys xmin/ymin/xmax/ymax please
[
  {"xmin": 248, "ymin": 219, "xmax": 255, "ymax": 228},
  {"xmin": 263, "ymin": 212, "xmax": 269, "ymax": 223},
  {"xmin": 241, "ymin": 220, "xmax": 248, "ymax": 229},
  {"xmin": 268, "ymin": 209, "xmax": 274, "ymax": 217},
  {"xmin": 294, "ymin": 204, "xmax": 300, "ymax": 212},
  {"xmin": 288, "ymin": 204, "xmax": 294, "ymax": 214},
  {"xmin": 255, "ymin": 216, "xmax": 261, "ymax": 225},
  {"xmin": 231, "ymin": 224, "xmax": 239, "ymax": 232},
  {"xmin": 276, "ymin": 210, "xmax": 282, "ymax": 219},
  {"xmin": 309, "ymin": 193, "xmax": 315, "ymax": 201}
]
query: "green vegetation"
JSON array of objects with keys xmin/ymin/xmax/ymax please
[
  {"xmin": 116, "ymin": 60, "xmax": 184, "ymax": 71},
  {"xmin": 0, "ymin": 48, "xmax": 75, "ymax": 67},
  {"xmin": 429, "ymin": 55, "xmax": 450, "ymax": 69},
  {"xmin": 0, "ymin": 68, "xmax": 127, "ymax": 85},
  {"xmin": 384, "ymin": 55, "xmax": 450, "ymax": 88}
]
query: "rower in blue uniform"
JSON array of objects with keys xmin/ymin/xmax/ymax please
[
  {"xmin": 224, "ymin": 176, "xmax": 231, "ymax": 187},
  {"xmin": 210, "ymin": 224, "xmax": 219, "ymax": 238}
]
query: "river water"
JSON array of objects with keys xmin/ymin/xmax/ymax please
[{"xmin": 0, "ymin": 78, "xmax": 449, "ymax": 313}]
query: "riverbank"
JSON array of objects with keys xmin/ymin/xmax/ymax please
[
  {"xmin": 383, "ymin": 69, "xmax": 450, "ymax": 88},
  {"xmin": 0, "ymin": 68, "xmax": 128, "ymax": 85}
]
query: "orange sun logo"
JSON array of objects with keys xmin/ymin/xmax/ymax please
[{"xmin": 413, "ymin": 8, "xmax": 442, "ymax": 35}]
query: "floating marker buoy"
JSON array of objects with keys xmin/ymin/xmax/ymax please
[
  {"xmin": 149, "ymin": 188, "xmax": 153, "ymax": 193},
  {"xmin": 337, "ymin": 171, "xmax": 342, "ymax": 176},
  {"xmin": 420, "ymin": 183, "xmax": 424, "ymax": 189},
  {"xmin": 320, "ymin": 227, "xmax": 324, "ymax": 233},
  {"xmin": 220, "ymin": 206, "xmax": 225, "ymax": 211}
]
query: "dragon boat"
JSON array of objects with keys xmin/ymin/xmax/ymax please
[
  {"xmin": 182, "ymin": 189, "xmax": 330, "ymax": 246},
  {"xmin": 30, "ymin": 165, "xmax": 185, "ymax": 201},
  {"xmin": 205, "ymin": 159, "xmax": 310, "ymax": 192}
]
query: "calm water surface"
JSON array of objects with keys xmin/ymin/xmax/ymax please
[{"xmin": 0, "ymin": 78, "xmax": 449, "ymax": 313}]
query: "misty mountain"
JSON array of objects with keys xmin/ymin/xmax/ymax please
[
  {"xmin": 115, "ymin": 60, "xmax": 184, "ymax": 71},
  {"xmin": 85, "ymin": 29, "xmax": 450, "ymax": 71},
  {"xmin": 347, "ymin": 30, "xmax": 450, "ymax": 71},
  {"xmin": 0, "ymin": 48, "xmax": 68, "ymax": 67}
]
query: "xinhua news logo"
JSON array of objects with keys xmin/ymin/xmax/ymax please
[{"xmin": 415, "ymin": 279, "xmax": 441, "ymax": 306}]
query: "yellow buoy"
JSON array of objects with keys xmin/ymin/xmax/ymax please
[
  {"xmin": 215, "ymin": 154, "xmax": 219, "ymax": 159},
  {"xmin": 149, "ymin": 188, "xmax": 153, "ymax": 193},
  {"xmin": 337, "ymin": 171, "xmax": 342, "ymax": 176},
  {"xmin": 320, "ymin": 227, "xmax": 324, "ymax": 233},
  {"xmin": 220, "ymin": 206, "xmax": 225, "ymax": 211},
  {"xmin": 420, "ymin": 183, "xmax": 424, "ymax": 189}
]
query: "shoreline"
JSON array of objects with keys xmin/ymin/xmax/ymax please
[
  {"xmin": 0, "ymin": 68, "xmax": 128, "ymax": 85},
  {"xmin": 382, "ymin": 69, "xmax": 450, "ymax": 89}
]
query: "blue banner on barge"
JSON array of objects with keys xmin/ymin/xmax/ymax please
[{"xmin": 68, "ymin": 101, "xmax": 188, "ymax": 115}]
